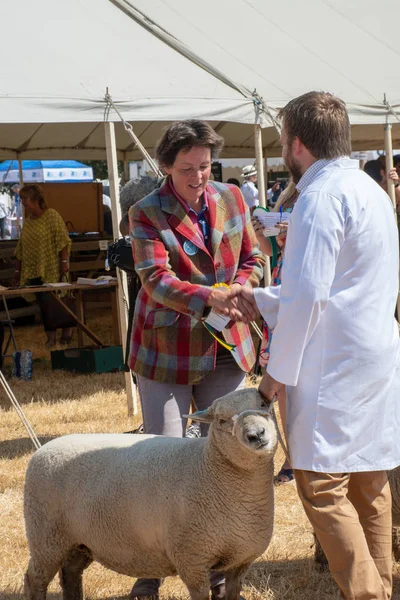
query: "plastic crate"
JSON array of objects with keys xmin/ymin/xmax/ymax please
[{"xmin": 51, "ymin": 345, "xmax": 124, "ymax": 373}]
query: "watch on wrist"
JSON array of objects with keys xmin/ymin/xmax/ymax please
[{"xmin": 395, "ymin": 182, "xmax": 400, "ymax": 188}]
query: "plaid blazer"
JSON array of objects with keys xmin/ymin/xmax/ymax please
[{"xmin": 128, "ymin": 179, "xmax": 265, "ymax": 385}]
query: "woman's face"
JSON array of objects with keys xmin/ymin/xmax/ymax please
[
  {"xmin": 21, "ymin": 195, "xmax": 38, "ymax": 215},
  {"xmin": 165, "ymin": 146, "xmax": 211, "ymax": 205}
]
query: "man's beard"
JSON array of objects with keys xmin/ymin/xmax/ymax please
[{"xmin": 285, "ymin": 154, "xmax": 303, "ymax": 184}]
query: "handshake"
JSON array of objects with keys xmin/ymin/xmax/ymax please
[{"xmin": 206, "ymin": 283, "xmax": 259, "ymax": 324}]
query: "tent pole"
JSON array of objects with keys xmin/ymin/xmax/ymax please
[
  {"xmin": 123, "ymin": 159, "xmax": 130, "ymax": 185},
  {"xmin": 384, "ymin": 123, "xmax": 400, "ymax": 318},
  {"xmin": 104, "ymin": 122, "xmax": 138, "ymax": 416},
  {"xmin": 384, "ymin": 124, "xmax": 396, "ymax": 212},
  {"xmin": 17, "ymin": 155, "xmax": 24, "ymax": 186},
  {"xmin": 254, "ymin": 124, "xmax": 271, "ymax": 285},
  {"xmin": 17, "ymin": 154, "xmax": 25, "ymax": 227}
]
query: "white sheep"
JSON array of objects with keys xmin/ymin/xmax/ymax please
[{"xmin": 24, "ymin": 388, "xmax": 278, "ymax": 600}]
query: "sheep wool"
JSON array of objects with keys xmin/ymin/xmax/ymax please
[{"xmin": 24, "ymin": 388, "xmax": 278, "ymax": 600}]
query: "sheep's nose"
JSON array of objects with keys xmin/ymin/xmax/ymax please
[{"xmin": 246, "ymin": 427, "xmax": 266, "ymax": 444}]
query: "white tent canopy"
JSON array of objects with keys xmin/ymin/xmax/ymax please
[{"xmin": 1, "ymin": 0, "xmax": 400, "ymax": 160}]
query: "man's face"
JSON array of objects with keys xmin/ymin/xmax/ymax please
[{"xmin": 280, "ymin": 127, "xmax": 303, "ymax": 184}]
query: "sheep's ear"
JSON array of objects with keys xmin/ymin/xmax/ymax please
[{"xmin": 183, "ymin": 408, "xmax": 214, "ymax": 424}]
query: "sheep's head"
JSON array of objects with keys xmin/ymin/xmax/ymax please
[{"xmin": 187, "ymin": 388, "xmax": 278, "ymax": 462}]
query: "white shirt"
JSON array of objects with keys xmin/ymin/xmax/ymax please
[
  {"xmin": 255, "ymin": 157, "xmax": 400, "ymax": 472},
  {"xmin": 0, "ymin": 202, "xmax": 8, "ymax": 219},
  {"xmin": 241, "ymin": 180, "xmax": 259, "ymax": 209},
  {"xmin": 241, "ymin": 180, "xmax": 274, "ymax": 209}
]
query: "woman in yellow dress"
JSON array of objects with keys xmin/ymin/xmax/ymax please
[{"xmin": 15, "ymin": 184, "xmax": 73, "ymax": 349}]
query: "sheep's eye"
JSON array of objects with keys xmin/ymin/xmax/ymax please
[{"xmin": 219, "ymin": 419, "xmax": 227, "ymax": 425}]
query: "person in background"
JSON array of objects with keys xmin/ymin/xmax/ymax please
[
  {"xmin": 251, "ymin": 180, "xmax": 298, "ymax": 485},
  {"xmin": 228, "ymin": 91, "xmax": 400, "ymax": 600},
  {"xmin": 119, "ymin": 175, "xmax": 161, "ymax": 237},
  {"xmin": 364, "ymin": 158, "xmax": 400, "ymax": 210},
  {"xmin": 226, "ymin": 177, "xmax": 240, "ymax": 187},
  {"xmin": 240, "ymin": 165, "xmax": 281, "ymax": 211},
  {"xmin": 128, "ymin": 119, "xmax": 264, "ymax": 600},
  {"xmin": 0, "ymin": 194, "xmax": 9, "ymax": 239},
  {"xmin": 394, "ymin": 154, "xmax": 400, "ymax": 177},
  {"xmin": 10, "ymin": 183, "xmax": 22, "ymax": 237},
  {"xmin": 15, "ymin": 184, "xmax": 73, "ymax": 349}
]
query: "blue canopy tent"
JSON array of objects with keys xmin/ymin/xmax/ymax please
[{"xmin": 0, "ymin": 160, "xmax": 93, "ymax": 183}]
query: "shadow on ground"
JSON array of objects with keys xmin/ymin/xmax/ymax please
[
  {"xmin": 0, "ymin": 436, "xmax": 55, "ymax": 459},
  {"xmin": 2, "ymin": 559, "xmax": 400, "ymax": 600}
]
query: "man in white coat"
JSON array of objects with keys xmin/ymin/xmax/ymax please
[{"xmin": 223, "ymin": 92, "xmax": 400, "ymax": 599}]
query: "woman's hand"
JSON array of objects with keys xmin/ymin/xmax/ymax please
[
  {"xmin": 251, "ymin": 215, "xmax": 265, "ymax": 241},
  {"xmin": 251, "ymin": 216, "xmax": 272, "ymax": 256},
  {"xmin": 59, "ymin": 260, "xmax": 69, "ymax": 278}
]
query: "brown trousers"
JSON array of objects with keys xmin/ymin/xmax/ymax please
[{"xmin": 295, "ymin": 470, "xmax": 392, "ymax": 600}]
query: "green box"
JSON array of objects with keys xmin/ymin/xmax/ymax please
[{"xmin": 51, "ymin": 346, "xmax": 124, "ymax": 374}]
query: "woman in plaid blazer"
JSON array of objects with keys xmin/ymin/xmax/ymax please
[{"xmin": 128, "ymin": 120, "xmax": 263, "ymax": 600}]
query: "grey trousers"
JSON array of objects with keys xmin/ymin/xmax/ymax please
[
  {"xmin": 131, "ymin": 352, "xmax": 246, "ymax": 597},
  {"xmin": 137, "ymin": 352, "xmax": 246, "ymax": 437}
]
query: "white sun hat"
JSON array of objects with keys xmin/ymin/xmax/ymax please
[{"xmin": 241, "ymin": 165, "xmax": 257, "ymax": 178}]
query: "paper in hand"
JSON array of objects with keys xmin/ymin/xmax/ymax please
[
  {"xmin": 253, "ymin": 207, "xmax": 290, "ymax": 237},
  {"xmin": 204, "ymin": 310, "xmax": 231, "ymax": 332}
]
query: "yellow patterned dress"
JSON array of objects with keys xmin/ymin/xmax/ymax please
[
  {"xmin": 15, "ymin": 208, "xmax": 71, "ymax": 285},
  {"xmin": 15, "ymin": 209, "xmax": 72, "ymax": 332}
]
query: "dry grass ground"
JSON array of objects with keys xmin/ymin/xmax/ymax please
[{"xmin": 1, "ymin": 310, "xmax": 400, "ymax": 599}]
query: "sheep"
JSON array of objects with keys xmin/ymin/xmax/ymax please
[
  {"xmin": 314, "ymin": 465, "xmax": 400, "ymax": 568},
  {"xmin": 24, "ymin": 388, "xmax": 278, "ymax": 600}
]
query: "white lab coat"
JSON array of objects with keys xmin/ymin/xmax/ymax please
[{"xmin": 255, "ymin": 158, "xmax": 400, "ymax": 472}]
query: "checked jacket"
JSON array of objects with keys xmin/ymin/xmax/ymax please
[{"xmin": 128, "ymin": 179, "xmax": 265, "ymax": 385}]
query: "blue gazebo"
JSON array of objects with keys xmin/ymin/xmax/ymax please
[{"xmin": 0, "ymin": 160, "xmax": 93, "ymax": 183}]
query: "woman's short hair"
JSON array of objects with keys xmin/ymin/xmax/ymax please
[
  {"xmin": 155, "ymin": 120, "xmax": 224, "ymax": 168},
  {"xmin": 19, "ymin": 184, "xmax": 47, "ymax": 209},
  {"xmin": 279, "ymin": 91, "xmax": 352, "ymax": 160}
]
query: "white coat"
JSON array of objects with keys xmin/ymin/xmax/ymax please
[{"xmin": 254, "ymin": 158, "xmax": 400, "ymax": 472}]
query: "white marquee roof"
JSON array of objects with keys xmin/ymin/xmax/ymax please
[{"xmin": 1, "ymin": 0, "xmax": 399, "ymax": 160}]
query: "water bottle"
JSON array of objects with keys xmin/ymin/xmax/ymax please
[{"xmin": 13, "ymin": 350, "xmax": 33, "ymax": 380}]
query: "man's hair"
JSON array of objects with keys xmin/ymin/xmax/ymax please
[
  {"xmin": 364, "ymin": 159, "xmax": 383, "ymax": 184},
  {"xmin": 226, "ymin": 178, "xmax": 240, "ymax": 187},
  {"xmin": 119, "ymin": 175, "xmax": 160, "ymax": 217},
  {"xmin": 19, "ymin": 183, "xmax": 47, "ymax": 209},
  {"xmin": 279, "ymin": 91, "xmax": 352, "ymax": 159},
  {"xmin": 393, "ymin": 154, "xmax": 400, "ymax": 167},
  {"xmin": 155, "ymin": 120, "xmax": 224, "ymax": 168}
]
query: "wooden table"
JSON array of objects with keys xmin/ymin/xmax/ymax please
[{"xmin": 1, "ymin": 282, "xmax": 120, "ymax": 348}]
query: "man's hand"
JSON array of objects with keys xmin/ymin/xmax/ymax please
[
  {"xmin": 228, "ymin": 285, "xmax": 260, "ymax": 324},
  {"xmin": 258, "ymin": 371, "xmax": 285, "ymax": 402}
]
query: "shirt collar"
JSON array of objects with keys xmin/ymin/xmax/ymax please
[
  {"xmin": 296, "ymin": 158, "xmax": 343, "ymax": 193},
  {"xmin": 168, "ymin": 178, "xmax": 208, "ymax": 215}
]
